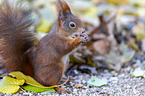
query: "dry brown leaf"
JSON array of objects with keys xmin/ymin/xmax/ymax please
[{"xmin": 93, "ymin": 40, "xmax": 110, "ymax": 55}]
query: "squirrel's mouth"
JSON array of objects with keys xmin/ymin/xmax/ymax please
[{"xmin": 70, "ymin": 28, "xmax": 86, "ymax": 38}]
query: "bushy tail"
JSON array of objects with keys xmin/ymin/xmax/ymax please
[{"xmin": 0, "ymin": 0, "xmax": 34, "ymax": 74}]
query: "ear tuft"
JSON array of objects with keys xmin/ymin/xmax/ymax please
[{"xmin": 57, "ymin": 0, "xmax": 71, "ymax": 14}]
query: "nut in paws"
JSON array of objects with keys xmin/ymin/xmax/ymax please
[{"xmin": 80, "ymin": 33, "xmax": 89, "ymax": 43}]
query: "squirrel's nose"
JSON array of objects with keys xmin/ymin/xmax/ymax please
[
  {"xmin": 77, "ymin": 28, "xmax": 86, "ymax": 33},
  {"xmin": 82, "ymin": 29, "xmax": 86, "ymax": 33},
  {"xmin": 81, "ymin": 28, "xmax": 86, "ymax": 33}
]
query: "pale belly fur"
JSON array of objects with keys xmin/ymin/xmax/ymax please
[
  {"xmin": 62, "ymin": 47, "xmax": 79, "ymax": 73},
  {"xmin": 62, "ymin": 54, "xmax": 70, "ymax": 73}
]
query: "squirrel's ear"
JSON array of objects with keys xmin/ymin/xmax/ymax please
[
  {"xmin": 58, "ymin": 10, "xmax": 65, "ymax": 22},
  {"xmin": 57, "ymin": 0, "xmax": 71, "ymax": 14}
]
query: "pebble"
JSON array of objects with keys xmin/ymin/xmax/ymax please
[
  {"xmin": 109, "ymin": 77, "xmax": 119, "ymax": 81},
  {"xmin": 126, "ymin": 66, "xmax": 132, "ymax": 72},
  {"xmin": 104, "ymin": 70, "xmax": 109, "ymax": 73},
  {"xmin": 132, "ymin": 64, "xmax": 138, "ymax": 68},
  {"xmin": 74, "ymin": 70, "xmax": 79, "ymax": 74},
  {"xmin": 75, "ymin": 84, "xmax": 83, "ymax": 88},
  {"xmin": 83, "ymin": 86, "xmax": 88, "ymax": 89},
  {"xmin": 82, "ymin": 80, "xmax": 86, "ymax": 84},
  {"xmin": 111, "ymin": 71, "xmax": 118, "ymax": 76},
  {"xmin": 73, "ymin": 89, "xmax": 77, "ymax": 93},
  {"xmin": 23, "ymin": 93, "xmax": 33, "ymax": 96},
  {"xmin": 112, "ymin": 80, "xmax": 118, "ymax": 84},
  {"xmin": 118, "ymin": 74, "xmax": 125, "ymax": 78},
  {"xmin": 96, "ymin": 88, "xmax": 102, "ymax": 92}
]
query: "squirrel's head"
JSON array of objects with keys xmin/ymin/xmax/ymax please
[{"xmin": 57, "ymin": 0, "xmax": 84, "ymax": 36}]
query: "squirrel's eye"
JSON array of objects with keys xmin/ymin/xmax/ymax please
[{"xmin": 69, "ymin": 22, "xmax": 76, "ymax": 28}]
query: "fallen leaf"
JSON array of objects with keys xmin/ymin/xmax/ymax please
[
  {"xmin": 36, "ymin": 18, "xmax": 51, "ymax": 33},
  {"xmin": 10, "ymin": 71, "xmax": 44, "ymax": 87},
  {"xmin": 36, "ymin": 5, "xmax": 56, "ymax": 33},
  {"xmin": 121, "ymin": 51, "xmax": 135, "ymax": 64},
  {"xmin": 22, "ymin": 85, "xmax": 55, "ymax": 93},
  {"xmin": 0, "ymin": 76, "xmax": 25, "ymax": 94},
  {"xmin": 69, "ymin": 55, "xmax": 85, "ymax": 64},
  {"xmin": 136, "ymin": 33, "xmax": 145, "ymax": 41},
  {"xmin": 87, "ymin": 58, "xmax": 96, "ymax": 67},
  {"xmin": 9, "ymin": 71, "xmax": 56, "ymax": 88},
  {"xmin": 88, "ymin": 76, "xmax": 107, "ymax": 87},
  {"xmin": 128, "ymin": 42, "xmax": 139, "ymax": 51},
  {"xmin": 119, "ymin": 42, "xmax": 129, "ymax": 53},
  {"xmin": 105, "ymin": 42, "xmax": 135, "ymax": 71},
  {"xmin": 105, "ymin": 52, "xmax": 122, "ymax": 71},
  {"xmin": 132, "ymin": 22, "xmax": 145, "ymax": 41},
  {"xmin": 131, "ymin": 67, "xmax": 145, "ymax": 78},
  {"xmin": 83, "ymin": 7, "xmax": 98, "ymax": 18},
  {"xmin": 129, "ymin": 0, "xmax": 145, "ymax": 7},
  {"xmin": 93, "ymin": 40, "xmax": 110, "ymax": 55},
  {"xmin": 106, "ymin": 0, "xmax": 129, "ymax": 5},
  {"xmin": 120, "ymin": 42, "xmax": 135, "ymax": 64}
]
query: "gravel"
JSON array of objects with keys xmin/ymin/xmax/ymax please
[{"xmin": 0, "ymin": 65, "xmax": 145, "ymax": 96}]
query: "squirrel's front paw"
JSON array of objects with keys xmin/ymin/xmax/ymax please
[{"xmin": 80, "ymin": 33, "xmax": 89, "ymax": 43}]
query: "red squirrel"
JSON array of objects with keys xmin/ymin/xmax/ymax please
[{"xmin": 0, "ymin": 0, "xmax": 88, "ymax": 86}]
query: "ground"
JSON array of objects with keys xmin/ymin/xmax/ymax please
[{"xmin": 2, "ymin": 64, "xmax": 144, "ymax": 96}]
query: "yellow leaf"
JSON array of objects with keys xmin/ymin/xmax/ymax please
[
  {"xmin": 36, "ymin": 18, "xmax": 52, "ymax": 33},
  {"xmin": 83, "ymin": 7, "xmax": 97, "ymax": 18},
  {"xmin": 0, "ymin": 76, "xmax": 25, "ymax": 94},
  {"xmin": 9, "ymin": 71, "xmax": 57, "ymax": 88},
  {"xmin": 106, "ymin": 0, "xmax": 129, "ymax": 5}
]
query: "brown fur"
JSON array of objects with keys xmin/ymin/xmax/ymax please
[
  {"xmin": 34, "ymin": 0, "xmax": 84, "ymax": 86},
  {"xmin": 0, "ymin": 0, "xmax": 34, "ymax": 75},
  {"xmin": 0, "ymin": 0, "xmax": 85, "ymax": 86},
  {"xmin": 57, "ymin": 0, "xmax": 71, "ymax": 13},
  {"xmin": 34, "ymin": 22, "xmax": 81, "ymax": 85}
]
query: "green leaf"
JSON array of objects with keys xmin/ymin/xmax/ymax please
[
  {"xmin": 119, "ymin": 42, "xmax": 129, "ymax": 53},
  {"xmin": 22, "ymin": 85, "xmax": 55, "ymax": 93},
  {"xmin": 69, "ymin": 55, "xmax": 84, "ymax": 64},
  {"xmin": 120, "ymin": 42, "xmax": 135, "ymax": 63},
  {"xmin": 121, "ymin": 50, "xmax": 135, "ymax": 63},
  {"xmin": 131, "ymin": 67, "xmax": 145, "ymax": 78},
  {"xmin": 105, "ymin": 51, "xmax": 122, "ymax": 71},
  {"xmin": 105, "ymin": 42, "xmax": 135, "ymax": 71},
  {"xmin": 88, "ymin": 76, "xmax": 107, "ymax": 87},
  {"xmin": 0, "ymin": 76, "xmax": 25, "ymax": 94}
]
